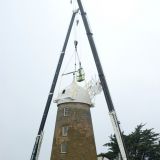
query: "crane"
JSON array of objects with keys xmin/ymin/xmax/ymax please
[{"xmin": 30, "ymin": 0, "xmax": 128, "ymax": 160}]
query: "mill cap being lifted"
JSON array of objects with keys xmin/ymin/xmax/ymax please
[{"xmin": 54, "ymin": 80, "xmax": 92, "ymax": 105}]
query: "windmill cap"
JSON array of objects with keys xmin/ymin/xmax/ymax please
[{"xmin": 54, "ymin": 81, "xmax": 92, "ymax": 105}]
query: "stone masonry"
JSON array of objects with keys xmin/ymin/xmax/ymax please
[{"xmin": 50, "ymin": 102, "xmax": 97, "ymax": 160}]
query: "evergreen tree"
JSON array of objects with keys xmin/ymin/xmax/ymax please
[{"xmin": 99, "ymin": 124, "xmax": 160, "ymax": 160}]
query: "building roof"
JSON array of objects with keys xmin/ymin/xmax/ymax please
[{"xmin": 54, "ymin": 80, "xmax": 92, "ymax": 105}]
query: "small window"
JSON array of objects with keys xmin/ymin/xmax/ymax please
[
  {"xmin": 62, "ymin": 126, "xmax": 69, "ymax": 136},
  {"xmin": 64, "ymin": 107, "xmax": 69, "ymax": 116},
  {"xmin": 62, "ymin": 89, "xmax": 66, "ymax": 94},
  {"xmin": 61, "ymin": 142, "xmax": 67, "ymax": 153}
]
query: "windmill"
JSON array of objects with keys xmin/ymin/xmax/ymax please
[{"xmin": 30, "ymin": 0, "xmax": 128, "ymax": 160}]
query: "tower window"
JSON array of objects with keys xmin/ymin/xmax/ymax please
[
  {"xmin": 61, "ymin": 142, "xmax": 67, "ymax": 153},
  {"xmin": 64, "ymin": 107, "xmax": 69, "ymax": 116},
  {"xmin": 62, "ymin": 126, "xmax": 69, "ymax": 136}
]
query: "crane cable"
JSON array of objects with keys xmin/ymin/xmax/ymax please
[
  {"xmin": 70, "ymin": 0, "xmax": 77, "ymax": 13},
  {"xmin": 57, "ymin": 51, "xmax": 75, "ymax": 94},
  {"xmin": 74, "ymin": 12, "xmax": 83, "ymax": 71},
  {"xmin": 57, "ymin": 11, "xmax": 85, "ymax": 93},
  {"xmin": 57, "ymin": 13, "xmax": 80, "ymax": 92}
]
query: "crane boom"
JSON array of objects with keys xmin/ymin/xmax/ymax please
[
  {"xmin": 76, "ymin": 0, "xmax": 128, "ymax": 159},
  {"xmin": 30, "ymin": 10, "xmax": 78, "ymax": 160}
]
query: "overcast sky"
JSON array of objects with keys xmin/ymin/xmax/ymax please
[{"xmin": 0, "ymin": 0, "xmax": 160, "ymax": 159}]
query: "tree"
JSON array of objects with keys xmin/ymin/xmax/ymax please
[{"xmin": 100, "ymin": 124, "xmax": 160, "ymax": 160}]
